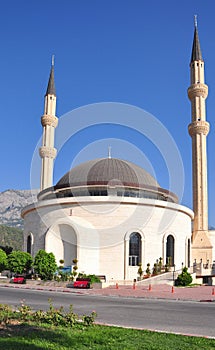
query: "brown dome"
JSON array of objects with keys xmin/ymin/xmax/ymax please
[{"xmin": 55, "ymin": 158, "xmax": 159, "ymax": 189}]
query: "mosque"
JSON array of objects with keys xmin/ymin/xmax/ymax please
[{"xmin": 21, "ymin": 21, "xmax": 215, "ymax": 282}]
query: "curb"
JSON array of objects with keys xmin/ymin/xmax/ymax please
[{"xmin": 1, "ymin": 283, "xmax": 215, "ymax": 302}]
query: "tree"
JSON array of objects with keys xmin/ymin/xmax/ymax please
[
  {"xmin": 176, "ymin": 267, "xmax": 192, "ymax": 286},
  {"xmin": 0, "ymin": 248, "xmax": 8, "ymax": 272},
  {"xmin": 34, "ymin": 250, "xmax": 57, "ymax": 280},
  {"xmin": 7, "ymin": 251, "xmax": 33, "ymax": 274},
  {"xmin": 0, "ymin": 245, "xmax": 13, "ymax": 255}
]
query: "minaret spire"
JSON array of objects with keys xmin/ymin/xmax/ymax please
[
  {"xmin": 194, "ymin": 14, "xmax": 197, "ymax": 28},
  {"xmin": 52, "ymin": 54, "xmax": 55, "ymax": 66},
  {"xmin": 188, "ymin": 19, "xmax": 212, "ymax": 263},
  {"xmin": 39, "ymin": 58, "xmax": 58, "ymax": 191},
  {"xmin": 190, "ymin": 15, "xmax": 202, "ymax": 63},
  {"xmin": 46, "ymin": 55, "xmax": 56, "ymax": 96}
]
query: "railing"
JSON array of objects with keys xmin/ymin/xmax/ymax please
[{"xmin": 192, "ymin": 260, "xmax": 215, "ymax": 275}]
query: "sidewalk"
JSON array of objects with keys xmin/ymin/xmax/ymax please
[
  {"xmin": 86, "ymin": 283, "xmax": 215, "ymax": 302},
  {"xmin": 1, "ymin": 281, "xmax": 215, "ymax": 302}
]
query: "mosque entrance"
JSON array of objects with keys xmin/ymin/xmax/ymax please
[
  {"xmin": 166, "ymin": 234, "xmax": 174, "ymax": 266},
  {"xmin": 59, "ymin": 224, "xmax": 77, "ymax": 267},
  {"xmin": 46, "ymin": 223, "xmax": 77, "ymax": 268}
]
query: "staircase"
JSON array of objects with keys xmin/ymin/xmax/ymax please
[{"xmin": 137, "ymin": 271, "xmax": 181, "ymax": 286}]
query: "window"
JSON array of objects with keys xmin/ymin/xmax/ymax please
[
  {"xmin": 166, "ymin": 234, "xmax": 174, "ymax": 266},
  {"xmin": 27, "ymin": 235, "xmax": 32, "ymax": 254},
  {"xmin": 188, "ymin": 239, "xmax": 191, "ymax": 268},
  {"xmin": 129, "ymin": 232, "xmax": 141, "ymax": 266}
]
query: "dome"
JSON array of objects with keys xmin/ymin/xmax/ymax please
[
  {"xmin": 55, "ymin": 158, "xmax": 159, "ymax": 189},
  {"xmin": 38, "ymin": 158, "xmax": 177, "ymax": 203}
]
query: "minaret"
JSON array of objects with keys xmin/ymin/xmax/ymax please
[
  {"xmin": 188, "ymin": 17, "xmax": 212, "ymax": 263},
  {"xmin": 39, "ymin": 57, "xmax": 58, "ymax": 191}
]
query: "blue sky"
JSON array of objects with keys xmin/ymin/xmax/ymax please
[{"xmin": 1, "ymin": 1, "xmax": 215, "ymax": 226}]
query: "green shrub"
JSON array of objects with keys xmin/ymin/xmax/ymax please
[
  {"xmin": 0, "ymin": 304, "xmax": 14, "ymax": 325},
  {"xmin": 58, "ymin": 271, "xmax": 71, "ymax": 281},
  {"xmin": 0, "ymin": 299, "xmax": 97, "ymax": 328},
  {"xmin": 78, "ymin": 273, "xmax": 101, "ymax": 283},
  {"xmin": 82, "ymin": 311, "xmax": 97, "ymax": 326},
  {"xmin": 176, "ymin": 267, "xmax": 192, "ymax": 286},
  {"xmin": 0, "ymin": 248, "xmax": 8, "ymax": 272},
  {"xmin": 64, "ymin": 304, "xmax": 78, "ymax": 326},
  {"xmin": 7, "ymin": 251, "xmax": 33, "ymax": 274},
  {"xmin": 34, "ymin": 250, "xmax": 57, "ymax": 280},
  {"xmin": 18, "ymin": 303, "xmax": 32, "ymax": 321}
]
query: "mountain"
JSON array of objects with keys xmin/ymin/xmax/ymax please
[
  {"xmin": 0, "ymin": 189, "xmax": 39, "ymax": 229},
  {"xmin": 0, "ymin": 224, "xmax": 23, "ymax": 251}
]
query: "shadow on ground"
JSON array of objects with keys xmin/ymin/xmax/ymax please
[{"xmin": 0, "ymin": 323, "xmax": 80, "ymax": 349}]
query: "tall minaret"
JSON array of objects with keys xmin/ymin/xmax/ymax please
[
  {"xmin": 188, "ymin": 17, "xmax": 212, "ymax": 263},
  {"xmin": 39, "ymin": 57, "xmax": 58, "ymax": 191}
]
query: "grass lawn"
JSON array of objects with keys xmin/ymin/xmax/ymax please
[{"xmin": 0, "ymin": 323, "xmax": 214, "ymax": 350}]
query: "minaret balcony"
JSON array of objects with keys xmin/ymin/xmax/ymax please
[
  {"xmin": 188, "ymin": 121, "xmax": 210, "ymax": 136},
  {"xmin": 187, "ymin": 83, "xmax": 208, "ymax": 100},
  {"xmin": 39, "ymin": 146, "xmax": 57, "ymax": 159},
  {"xmin": 41, "ymin": 115, "xmax": 58, "ymax": 128}
]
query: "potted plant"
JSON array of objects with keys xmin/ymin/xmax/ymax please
[
  {"xmin": 145, "ymin": 263, "xmax": 151, "ymax": 278},
  {"xmin": 72, "ymin": 259, "xmax": 78, "ymax": 281},
  {"xmin": 158, "ymin": 257, "xmax": 163, "ymax": 273},
  {"xmin": 152, "ymin": 263, "xmax": 158, "ymax": 276},
  {"xmin": 137, "ymin": 263, "xmax": 143, "ymax": 280}
]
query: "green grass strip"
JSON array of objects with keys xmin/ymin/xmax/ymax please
[{"xmin": 0, "ymin": 323, "xmax": 214, "ymax": 349}]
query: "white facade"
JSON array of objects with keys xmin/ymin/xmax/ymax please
[{"xmin": 22, "ymin": 195, "xmax": 193, "ymax": 282}]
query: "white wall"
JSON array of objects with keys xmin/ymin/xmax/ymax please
[{"xmin": 22, "ymin": 196, "xmax": 193, "ymax": 281}]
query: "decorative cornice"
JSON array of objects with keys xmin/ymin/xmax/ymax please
[
  {"xmin": 39, "ymin": 146, "xmax": 57, "ymax": 159},
  {"xmin": 188, "ymin": 83, "xmax": 208, "ymax": 100},
  {"xmin": 188, "ymin": 121, "xmax": 210, "ymax": 136},
  {"xmin": 21, "ymin": 195, "xmax": 194, "ymax": 220},
  {"xmin": 41, "ymin": 115, "xmax": 58, "ymax": 128}
]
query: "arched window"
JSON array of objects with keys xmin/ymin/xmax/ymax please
[
  {"xmin": 129, "ymin": 232, "xmax": 141, "ymax": 266},
  {"xmin": 188, "ymin": 239, "xmax": 191, "ymax": 268},
  {"xmin": 166, "ymin": 234, "xmax": 174, "ymax": 266},
  {"xmin": 27, "ymin": 235, "xmax": 32, "ymax": 254}
]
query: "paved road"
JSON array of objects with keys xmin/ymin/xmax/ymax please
[{"xmin": 0, "ymin": 286, "xmax": 214, "ymax": 338}]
